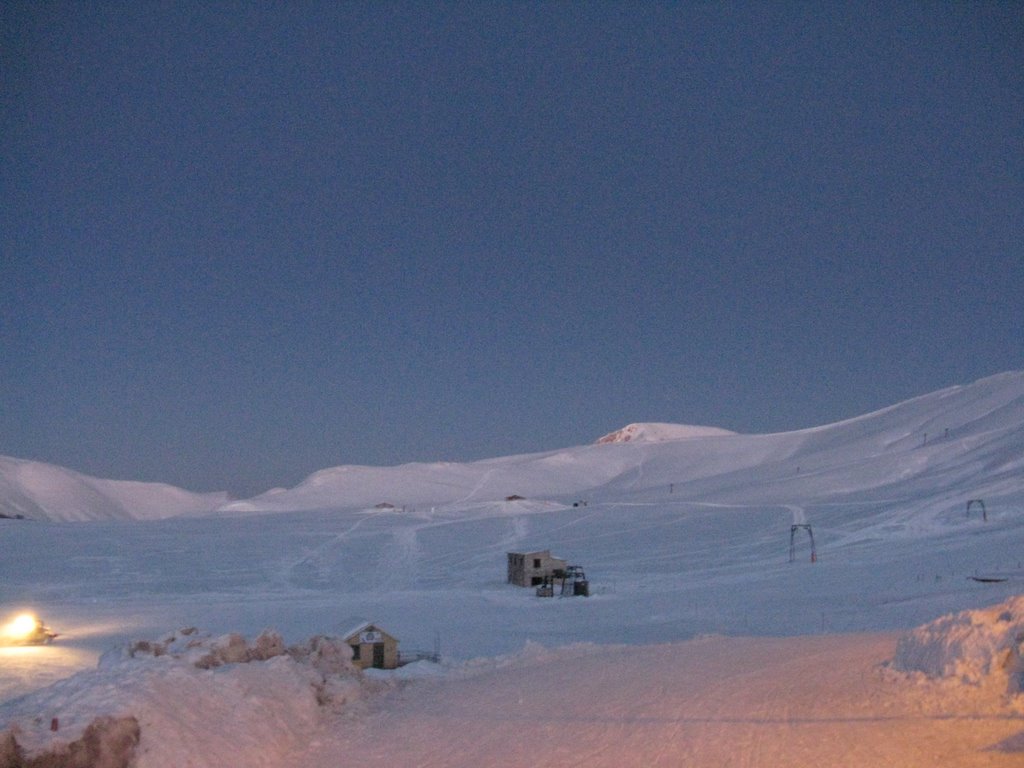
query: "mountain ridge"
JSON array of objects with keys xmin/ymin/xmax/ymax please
[{"xmin": 2, "ymin": 371, "xmax": 1021, "ymax": 521}]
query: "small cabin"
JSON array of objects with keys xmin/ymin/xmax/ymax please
[
  {"xmin": 340, "ymin": 620, "xmax": 399, "ymax": 670},
  {"xmin": 507, "ymin": 550, "xmax": 567, "ymax": 587}
]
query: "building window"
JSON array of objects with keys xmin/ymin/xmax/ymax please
[
  {"xmin": 351, "ymin": 644, "xmax": 360, "ymax": 661},
  {"xmin": 533, "ymin": 558, "xmax": 541, "ymax": 568}
]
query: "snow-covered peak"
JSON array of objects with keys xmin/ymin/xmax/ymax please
[{"xmin": 595, "ymin": 422, "xmax": 736, "ymax": 444}]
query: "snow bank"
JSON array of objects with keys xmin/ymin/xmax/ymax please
[
  {"xmin": 0, "ymin": 628, "xmax": 376, "ymax": 768},
  {"xmin": 891, "ymin": 595, "xmax": 1024, "ymax": 696},
  {"xmin": 1, "ymin": 713, "xmax": 139, "ymax": 768}
]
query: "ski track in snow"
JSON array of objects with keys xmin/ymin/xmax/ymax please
[
  {"xmin": 503, "ymin": 514, "xmax": 529, "ymax": 550},
  {"xmin": 375, "ymin": 525, "xmax": 422, "ymax": 590},
  {"xmin": 627, "ymin": 442, "xmax": 648, "ymax": 489},
  {"xmin": 281, "ymin": 516, "xmax": 370, "ymax": 589},
  {"xmin": 786, "ymin": 504, "xmax": 807, "ymax": 525},
  {"xmin": 455, "ymin": 468, "xmax": 494, "ymax": 504}
]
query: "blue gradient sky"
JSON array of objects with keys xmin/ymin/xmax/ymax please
[{"xmin": 2, "ymin": 3, "xmax": 1022, "ymax": 496}]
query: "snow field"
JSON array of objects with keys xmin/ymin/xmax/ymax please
[{"xmin": 1, "ymin": 371, "xmax": 1023, "ymax": 764}]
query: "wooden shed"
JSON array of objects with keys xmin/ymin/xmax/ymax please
[
  {"xmin": 340, "ymin": 620, "xmax": 399, "ymax": 670},
  {"xmin": 507, "ymin": 550, "xmax": 567, "ymax": 587}
]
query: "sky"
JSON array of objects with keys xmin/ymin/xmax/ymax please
[{"xmin": 2, "ymin": 2, "xmax": 1022, "ymax": 497}]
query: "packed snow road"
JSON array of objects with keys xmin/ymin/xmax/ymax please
[{"xmin": 294, "ymin": 635, "xmax": 1024, "ymax": 768}]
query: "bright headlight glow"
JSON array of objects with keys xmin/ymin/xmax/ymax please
[{"xmin": 2, "ymin": 613, "xmax": 39, "ymax": 640}]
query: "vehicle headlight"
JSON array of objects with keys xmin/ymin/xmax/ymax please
[{"xmin": 1, "ymin": 613, "xmax": 39, "ymax": 640}]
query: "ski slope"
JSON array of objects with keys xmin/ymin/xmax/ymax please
[{"xmin": 1, "ymin": 371, "xmax": 1023, "ymax": 765}]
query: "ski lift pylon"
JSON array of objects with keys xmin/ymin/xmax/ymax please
[{"xmin": 789, "ymin": 524, "xmax": 817, "ymax": 563}]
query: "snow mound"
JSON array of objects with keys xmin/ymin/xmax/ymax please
[
  {"xmin": 0, "ymin": 628, "xmax": 375, "ymax": 767},
  {"xmin": 0, "ymin": 456, "xmax": 230, "ymax": 522},
  {"xmin": 1, "ymin": 713, "xmax": 139, "ymax": 768},
  {"xmin": 595, "ymin": 422, "xmax": 736, "ymax": 444},
  {"xmin": 891, "ymin": 595, "xmax": 1024, "ymax": 695}
]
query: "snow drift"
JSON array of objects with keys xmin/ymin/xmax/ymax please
[
  {"xmin": 0, "ymin": 628, "xmax": 374, "ymax": 767},
  {"xmin": 892, "ymin": 594, "xmax": 1024, "ymax": 699}
]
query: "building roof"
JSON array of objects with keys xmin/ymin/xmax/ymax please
[
  {"xmin": 338, "ymin": 618, "xmax": 372, "ymax": 639},
  {"xmin": 337, "ymin": 618, "xmax": 397, "ymax": 642},
  {"xmin": 507, "ymin": 549, "xmax": 565, "ymax": 560}
]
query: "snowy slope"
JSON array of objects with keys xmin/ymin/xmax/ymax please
[
  {"xmin": 0, "ymin": 457, "xmax": 231, "ymax": 522},
  {"xmin": 221, "ymin": 370, "xmax": 1024, "ymax": 517},
  {"xmin": 3, "ymin": 371, "xmax": 1021, "ymax": 521},
  {"xmin": 2, "ymin": 372, "xmax": 1024, "ymax": 765}
]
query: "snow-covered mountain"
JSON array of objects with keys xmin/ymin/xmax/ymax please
[
  {"xmin": 2, "ymin": 371, "xmax": 1022, "ymax": 521},
  {"xmin": 0, "ymin": 456, "xmax": 231, "ymax": 522},
  {"xmin": 223, "ymin": 370, "xmax": 1023, "ymax": 515},
  {"xmin": 2, "ymin": 371, "xmax": 1024, "ymax": 766}
]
